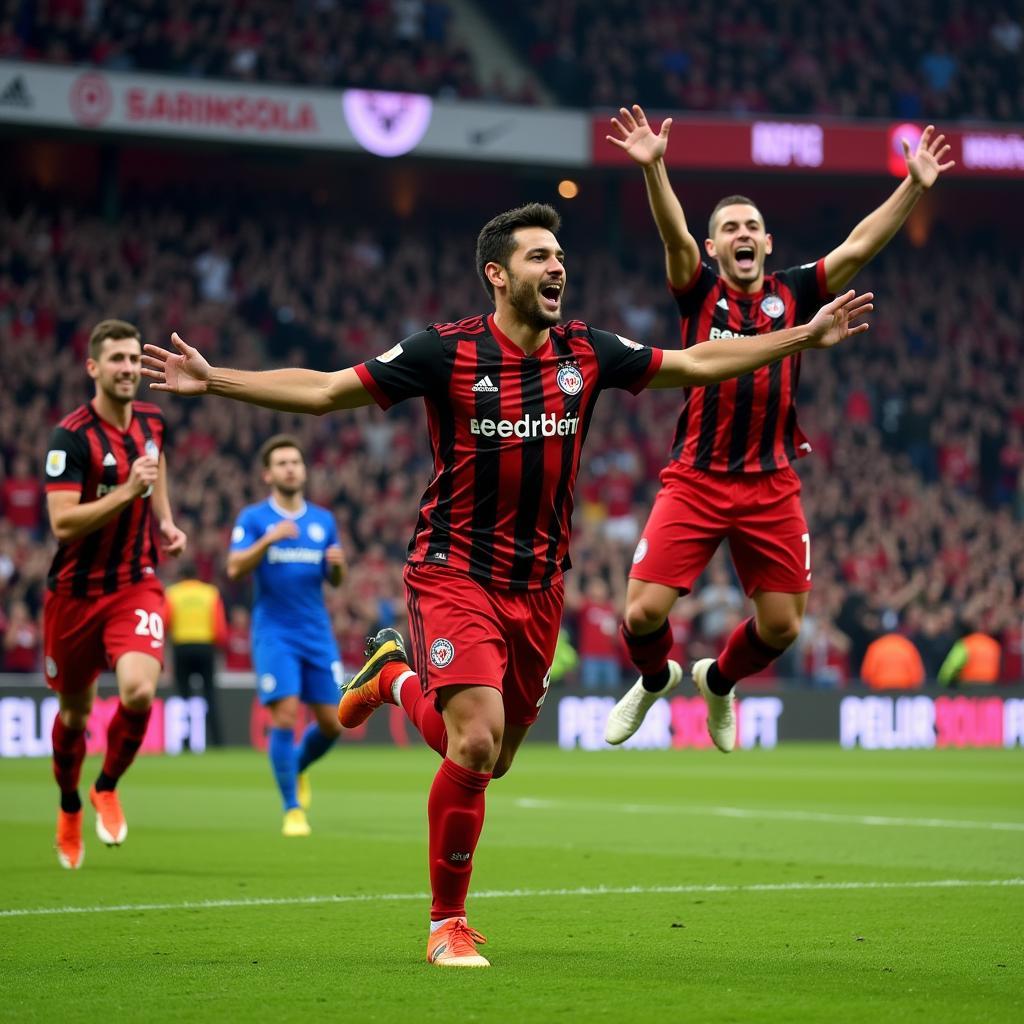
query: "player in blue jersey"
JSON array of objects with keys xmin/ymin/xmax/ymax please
[{"xmin": 228, "ymin": 434, "xmax": 347, "ymax": 836}]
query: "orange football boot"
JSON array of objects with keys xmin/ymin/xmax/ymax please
[
  {"xmin": 56, "ymin": 809, "xmax": 84, "ymax": 869},
  {"xmin": 426, "ymin": 918, "xmax": 490, "ymax": 967},
  {"xmin": 337, "ymin": 628, "xmax": 409, "ymax": 729},
  {"xmin": 89, "ymin": 786, "xmax": 127, "ymax": 845}
]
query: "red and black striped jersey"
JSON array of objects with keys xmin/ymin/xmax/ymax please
[
  {"xmin": 44, "ymin": 400, "xmax": 168, "ymax": 598},
  {"xmin": 670, "ymin": 259, "xmax": 830, "ymax": 473},
  {"xmin": 356, "ymin": 313, "xmax": 662, "ymax": 591}
]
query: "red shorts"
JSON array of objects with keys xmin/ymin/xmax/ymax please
[
  {"xmin": 43, "ymin": 577, "xmax": 167, "ymax": 693},
  {"xmin": 630, "ymin": 464, "xmax": 812, "ymax": 597},
  {"xmin": 403, "ymin": 564, "xmax": 564, "ymax": 727}
]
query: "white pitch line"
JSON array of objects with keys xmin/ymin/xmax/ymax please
[
  {"xmin": 1, "ymin": 878, "xmax": 1022, "ymax": 920},
  {"xmin": 514, "ymin": 798, "xmax": 1024, "ymax": 832}
]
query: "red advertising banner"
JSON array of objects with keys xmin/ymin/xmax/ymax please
[{"xmin": 593, "ymin": 115, "xmax": 1024, "ymax": 178}]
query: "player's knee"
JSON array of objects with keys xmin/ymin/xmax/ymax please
[
  {"xmin": 60, "ymin": 707, "xmax": 90, "ymax": 731},
  {"xmin": 624, "ymin": 598, "xmax": 667, "ymax": 636},
  {"xmin": 120, "ymin": 681, "xmax": 155, "ymax": 711},
  {"xmin": 450, "ymin": 728, "xmax": 500, "ymax": 772},
  {"xmin": 759, "ymin": 615, "xmax": 801, "ymax": 650},
  {"xmin": 318, "ymin": 717, "xmax": 342, "ymax": 739}
]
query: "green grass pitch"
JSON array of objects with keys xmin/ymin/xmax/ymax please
[{"xmin": 1, "ymin": 744, "xmax": 1021, "ymax": 1023}]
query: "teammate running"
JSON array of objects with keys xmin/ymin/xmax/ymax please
[
  {"xmin": 142, "ymin": 203, "xmax": 871, "ymax": 966},
  {"xmin": 228, "ymin": 435, "xmax": 346, "ymax": 837},
  {"xmin": 44, "ymin": 318, "xmax": 187, "ymax": 869},
  {"xmin": 603, "ymin": 105, "xmax": 952, "ymax": 751}
]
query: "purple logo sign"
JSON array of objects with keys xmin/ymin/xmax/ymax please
[{"xmin": 342, "ymin": 90, "xmax": 433, "ymax": 157}]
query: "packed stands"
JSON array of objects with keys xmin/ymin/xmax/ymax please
[
  {"xmin": 1, "ymin": 195, "xmax": 1022, "ymax": 683},
  {"xmin": 495, "ymin": 0, "xmax": 1024, "ymax": 120}
]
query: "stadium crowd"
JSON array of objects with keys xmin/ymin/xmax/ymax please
[
  {"xmin": 0, "ymin": 0, "xmax": 535, "ymax": 102},
  {"xmin": 493, "ymin": 0, "xmax": 1023, "ymax": 121},
  {"xmin": 1, "ymin": 199, "xmax": 1022, "ymax": 685},
  {"xmin": 4, "ymin": 1, "xmax": 1022, "ymax": 120}
]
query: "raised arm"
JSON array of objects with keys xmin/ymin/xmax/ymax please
[
  {"xmin": 141, "ymin": 333, "xmax": 376, "ymax": 414},
  {"xmin": 649, "ymin": 291, "xmax": 873, "ymax": 389},
  {"xmin": 607, "ymin": 104, "xmax": 702, "ymax": 289},
  {"xmin": 824, "ymin": 126, "xmax": 954, "ymax": 291}
]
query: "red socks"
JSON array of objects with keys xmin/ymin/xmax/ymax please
[
  {"xmin": 717, "ymin": 617, "xmax": 784, "ymax": 685},
  {"xmin": 52, "ymin": 716, "xmax": 86, "ymax": 794},
  {"xmin": 100, "ymin": 703, "xmax": 152, "ymax": 782},
  {"xmin": 621, "ymin": 620, "xmax": 674, "ymax": 676},
  {"xmin": 427, "ymin": 758, "xmax": 491, "ymax": 921},
  {"xmin": 394, "ymin": 667, "xmax": 448, "ymax": 757}
]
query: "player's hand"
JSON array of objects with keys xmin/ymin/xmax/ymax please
[
  {"xmin": 267, "ymin": 519, "xmax": 300, "ymax": 543},
  {"xmin": 142, "ymin": 332, "xmax": 211, "ymax": 396},
  {"xmin": 903, "ymin": 125, "xmax": 955, "ymax": 189},
  {"xmin": 325, "ymin": 545, "xmax": 345, "ymax": 567},
  {"xmin": 127, "ymin": 455, "xmax": 159, "ymax": 497},
  {"xmin": 805, "ymin": 290, "xmax": 874, "ymax": 349},
  {"xmin": 159, "ymin": 520, "xmax": 187, "ymax": 556},
  {"xmin": 606, "ymin": 104, "xmax": 672, "ymax": 166}
]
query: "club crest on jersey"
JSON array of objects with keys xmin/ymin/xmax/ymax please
[
  {"xmin": 307, "ymin": 522, "xmax": 326, "ymax": 543},
  {"xmin": 429, "ymin": 638, "xmax": 455, "ymax": 669},
  {"xmin": 556, "ymin": 363, "xmax": 583, "ymax": 396},
  {"xmin": 45, "ymin": 450, "xmax": 66, "ymax": 477},
  {"xmin": 760, "ymin": 294, "xmax": 785, "ymax": 319}
]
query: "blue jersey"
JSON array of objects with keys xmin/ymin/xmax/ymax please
[{"xmin": 230, "ymin": 499, "xmax": 340, "ymax": 652}]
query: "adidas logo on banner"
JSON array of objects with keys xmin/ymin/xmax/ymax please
[
  {"xmin": 472, "ymin": 375, "xmax": 498, "ymax": 393},
  {"xmin": 716, "ymin": 297, "xmax": 729, "ymax": 310},
  {"xmin": 102, "ymin": 452, "xmax": 117, "ymax": 467},
  {"xmin": 0, "ymin": 76, "xmax": 31, "ymax": 108}
]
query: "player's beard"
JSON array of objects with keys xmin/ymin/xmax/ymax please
[
  {"xmin": 101, "ymin": 375, "xmax": 139, "ymax": 405},
  {"xmin": 507, "ymin": 270, "xmax": 560, "ymax": 331}
]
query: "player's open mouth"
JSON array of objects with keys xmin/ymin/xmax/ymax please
[
  {"xmin": 540, "ymin": 284, "xmax": 562, "ymax": 310},
  {"xmin": 735, "ymin": 246, "xmax": 756, "ymax": 270}
]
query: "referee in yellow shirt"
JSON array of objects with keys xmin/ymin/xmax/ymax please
[{"xmin": 166, "ymin": 564, "xmax": 228, "ymax": 747}]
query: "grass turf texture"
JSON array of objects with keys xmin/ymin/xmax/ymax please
[{"xmin": 1, "ymin": 745, "xmax": 1021, "ymax": 1023}]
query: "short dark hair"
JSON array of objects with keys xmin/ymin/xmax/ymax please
[
  {"xmin": 88, "ymin": 319, "xmax": 141, "ymax": 360},
  {"xmin": 708, "ymin": 195, "xmax": 762, "ymax": 238},
  {"xmin": 476, "ymin": 203, "xmax": 562, "ymax": 300},
  {"xmin": 259, "ymin": 434, "xmax": 304, "ymax": 468}
]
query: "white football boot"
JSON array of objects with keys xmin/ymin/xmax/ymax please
[
  {"xmin": 604, "ymin": 660, "xmax": 683, "ymax": 745},
  {"xmin": 691, "ymin": 658, "xmax": 736, "ymax": 752}
]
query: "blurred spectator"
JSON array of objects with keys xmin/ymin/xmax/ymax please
[
  {"xmin": 0, "ymin": 455, "xmax": 43, "ymax": 537},
  {"xmin": 937, "ymin": 624, "xmax": 1002, "ymax": 686},
  {"xmin": 2, "ymin": 600, "xmax": 39, "ymax": 672},
  {"xmin": 568, "ymin": 576, "xmax": 622, "ymax": 692},
  {"xmin": 860, "ymin": 633, "xmax": 926, "ymax": 689},
  {"xmin": 224, "ymin": 605, "xmax": 253, "ymax": 672}
]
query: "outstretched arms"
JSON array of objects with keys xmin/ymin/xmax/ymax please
[
  {"xmin": 649, "ymin": 290, "xmax": 873, "ymax": 389},
  {"xmin": 607, "ymin": 104, "xmax": 702, "ymax": 289},
  {"xmin": 141, "ymin": 333, "xmax": 376, "ymax": 414},
  {"xmin": 823, "ymin": 125, "xmax": 954, "ymax": 291}
]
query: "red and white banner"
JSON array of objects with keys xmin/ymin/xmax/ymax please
[{"xmin": 0, "ymin": 60, "xmax": 588, "ymax": 165}]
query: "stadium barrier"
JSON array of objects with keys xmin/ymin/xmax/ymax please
[{"xmin": 1, "ymin": 674, "xmax": 1022, "ymax": 756}]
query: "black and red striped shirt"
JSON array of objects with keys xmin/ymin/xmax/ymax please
[
  {"xmin": 44, "ymin": 400, "xmax": 168, "ymax": 598},
  {"xmin": 355, "ymin": 314, "xmax": 662, "ymax": 591},
  {"xmin": 670, "ymin": 259, "xmax": 830, "ymax": 473}
]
